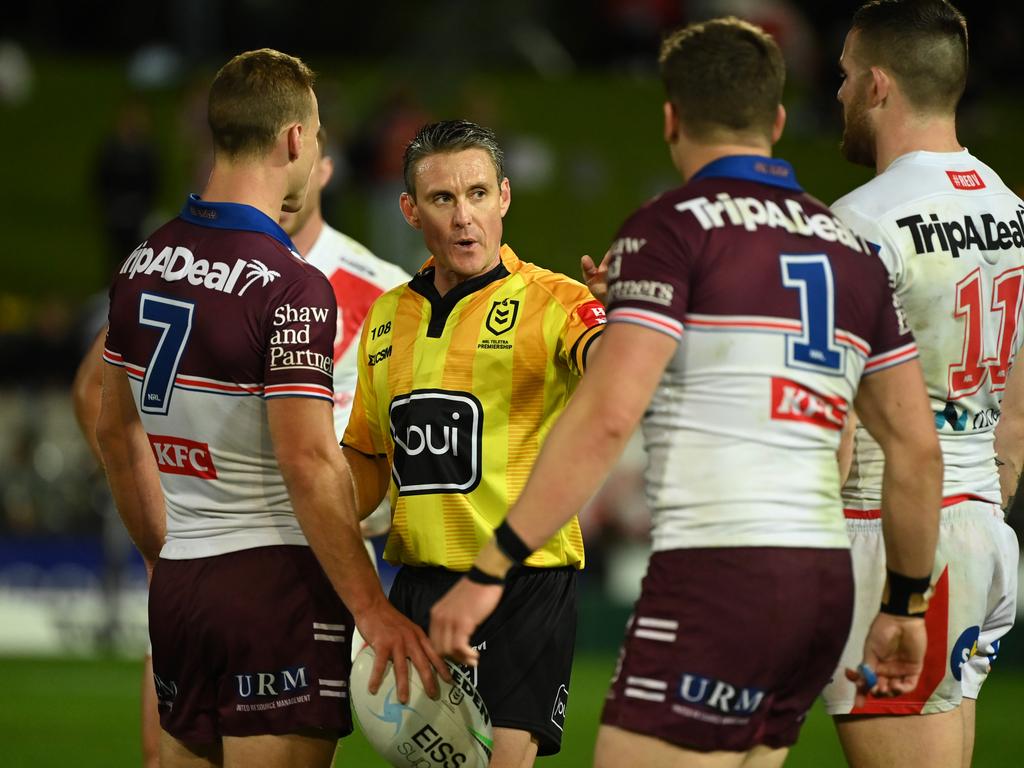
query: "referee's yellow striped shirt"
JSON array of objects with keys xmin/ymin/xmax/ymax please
[{"xmin": 343, "ymin": 245, "xmax": 606, "ymax": 571}]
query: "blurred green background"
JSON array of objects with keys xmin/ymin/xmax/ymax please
[{"xmin": 5, "ymin": 58, "xmax": 1024, "ymax": 301}]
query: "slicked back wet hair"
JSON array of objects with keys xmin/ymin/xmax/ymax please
[{"xmin": 403, "ymin": 120, "xmax": 505, "ymax": 198}]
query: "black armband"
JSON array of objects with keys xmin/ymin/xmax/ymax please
[
  {"xmin": 466, "ymin": 565, "xmax": 506, "ymax": 586},
  {"xmin": 880, "ymin": 569, "xmax": 931, "ymax": 617},
  {"xmin": 494, "ymin": 520, "xmax": 533, "ymax": 564}
]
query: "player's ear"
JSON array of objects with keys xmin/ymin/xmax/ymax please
[
  {"xmin": 869, "ymin": 66, "xmax": 890, "ymax": 108},
  {"xmin": 286, "ymin": 122, "xmax": 303, "ymax": 162},
  {"xmin": 663, "ymin": 101, "xmax": 680, "ymax": 144},
  {"xmin": 498, "ymin": 177, "xmax": 511, "ymax": 218},
  {"xmin": 319, "ymin": 154, "xmax": 335, "ymax": 188},
  {"xmin": 771, "ymin": 104, "xmax": 786, "ymax": 144},
  {"xmin": 399, "ymin": 192, "xmax": 421, "ymax": 230}
]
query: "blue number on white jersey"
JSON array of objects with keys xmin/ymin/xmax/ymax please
[
  {"xmin": 781, "ymin": 254, "xmax": 844, "ymax": 374},
  {"xmin": 139, "ymin": 293, "xmax": 195, "ymax": 414}
]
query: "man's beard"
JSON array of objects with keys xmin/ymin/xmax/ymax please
[{"xmin": 840, "ymin": 98, "xmax": 876, "ymax": 168}]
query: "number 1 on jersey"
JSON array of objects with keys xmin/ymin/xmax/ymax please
[
  {"xmin": 139, "ymin": 293, "xmax": 195, "ymax": 415},
  {"xmin": 781, "ymin": 254, "xmax": 844, "ymax": 374},
  {"xmin": 949, "ymin": 266, "xmax": 1024, "ymax": 399}
]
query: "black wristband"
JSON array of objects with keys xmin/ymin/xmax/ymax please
[
  {"xmin": 466, "ymin": 565, "xmax": 506, "ymax": 586},
  {"xmin": 494, "ymin": 520, "xmax": 532, "ymax": 564},
  {"xmin": 880, "ymin": 569, "xmax": 931, "ymax": 616}
]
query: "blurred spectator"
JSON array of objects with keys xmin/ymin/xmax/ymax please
[
  {"xmin": 347, "ymin": 86, "xmax": 432, "ymax": 273},
  {"xmin": 0, "ymin": 39, "xmax": 33, "ymax": 105},
  {"xmin": 92, "ymin": 99, "xmax": 161, "ymax": 275},
  {"xmin": 178, "ymin": 70, "xmax": 215, "ymax": 191},
  {"xmin": 603, "ymin": 0, "xmax": 685, "ymax": 70},
  {"xmin": 0, "ymin": 297, "xmax": 79, "ymax": 386}
]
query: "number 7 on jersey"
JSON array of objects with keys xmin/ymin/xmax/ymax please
[{"xmin": 139, "ymin": 293, "xmax": 195, "ymax": 415}]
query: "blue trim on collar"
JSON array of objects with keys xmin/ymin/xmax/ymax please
[
  {"xmin": 180, "ymin": 194, "xmax": 298, "ymax": 252},
  {"xmin": 691, "ymin": 155, "xmax": 803, "ymax": 192}
]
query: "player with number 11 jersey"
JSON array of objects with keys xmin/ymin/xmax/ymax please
[{"xmin": 824, "ymin": 150, "xmax": 1023, "ymax": 717}]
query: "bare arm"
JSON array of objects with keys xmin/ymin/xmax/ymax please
[
  {"xmin": 96, "ymin": 364, "xmax": 166, "ymax": 566},
  {"xmin": 430, "ymin": 322, "xmax": 677, "ymax": 663},
  {"xmin": 342, "ymin": 445, "xmax": 391, "ymax": 519},
  {"xmin": 493, "ymin": 322, "xmax": 673, "ymax": 550},
  {"xmin": 87, "ymin": 335, "xmax": 161, "ymax": 762},
  {"xmin": 72, "ymin": 328, "xmax": 107, "ymax": 464},
  {"xmin": 995, "ymin": 358, "xmax": 1024, "ymax": 511},
  {"xmin": 268, "ymin": 397, "xmax": 448, "ymax": 699},
  {"xmin": 847, "ymin": 359, "xmax": 942, "ymax": 700},
  {"xmin": 854, "ymin": 359, "xmax": 941, "ymax": 577}
]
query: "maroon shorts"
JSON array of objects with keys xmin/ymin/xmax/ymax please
[
  {"xmin": 149, "ymin": 545, "xmax": 353, "ymax": 744},
  {"xmin": 601, "ymin": 547, "xmax": 853, "ymax": 752}
]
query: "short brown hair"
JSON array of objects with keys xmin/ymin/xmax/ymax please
[
  {"xmin": 208, "ymin": 48, "xmax": 316, "ymax": 159},
  {"xmin": 851, "ymin": 0, "xmax": 968, "ymax": 113},
  {"xmin": 659, "ymin": 17, "xmax": 784, "ymax": 143}
]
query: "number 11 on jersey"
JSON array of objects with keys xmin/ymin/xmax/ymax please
[{"xmin": 949, "ymin": 266, "xmax": 1024, "ymax": 399}]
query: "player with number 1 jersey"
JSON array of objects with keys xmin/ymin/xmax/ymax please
[
  {"xmin": 607, "ymin": 156, "xmax": 917, "ymax": 552},
  {"xmin": 823, "ymin": 151, "xmax": 1023, "ymax": 717},
  {"xmin": 581, "ymin": 154, "xmax": 921, "ymax": 753}
]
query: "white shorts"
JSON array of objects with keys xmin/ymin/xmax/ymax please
[{"xmin": 822, "ymin": 500, "xmax": 1018, "ymax": 715}]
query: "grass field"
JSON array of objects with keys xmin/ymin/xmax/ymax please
[{"xmin": 1, "ymin": 654, "xmax": 1018, "ymax": 766}]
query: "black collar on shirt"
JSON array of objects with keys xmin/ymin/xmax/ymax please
[{"xmin": 410, "ymin": 259, "xmax": 510, "ymax": 338}]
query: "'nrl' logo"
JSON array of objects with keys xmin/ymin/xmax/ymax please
[{"xmin": 485, "ymin": 298, "xmax": 520, "ymax": 336}]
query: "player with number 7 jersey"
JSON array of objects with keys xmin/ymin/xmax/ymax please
[{"xmin": 104, "ymin": 197, "xmax": 338, "ymax": 553}]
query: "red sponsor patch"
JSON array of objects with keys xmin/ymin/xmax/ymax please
[
  {"xmin": 577, "ymin": 300, "xmax": 607, "ymax": 328},
  {"xmin": 148, "ymin": 434, "xmax": 218, "ymax": 479},
  {"xmin": 945, "ymin": 170, "xmax": 986, "ymax": 190},
  {"xmin": 770, "ymin": 378, "xmax": 848, "ymax": 431}
]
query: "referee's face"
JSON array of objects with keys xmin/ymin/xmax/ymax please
[{"xmin": 401, "ymin": 148, "xmax": 511, "ymax": 291}]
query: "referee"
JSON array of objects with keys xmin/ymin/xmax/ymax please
[{"xmin": 342, "ymin": 120, "xmax": 606, "ymax": 768}]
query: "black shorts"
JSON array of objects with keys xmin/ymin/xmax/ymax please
[
  {"xmin": 389, "ymin": 564, "xmax": 578, "ymax": 755},
  {"xmin": 601, "ymin": 547, "xmax": 854, "ymax": 752},
  {"xmin": 149, "ymin": 545, "xmax": 354, "ymax": 743}
]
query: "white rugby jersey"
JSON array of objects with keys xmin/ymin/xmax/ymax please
[
  {"xmin": 303, "ymin": 224, "xmax": 410, "ymax": 438},
  {"xmin": 833, "ymin": 150, "xmax": 1024, "ymax": 510},
  {"xmin": 104, "ymin": 196, "xmax": 337, "ymax": 559},
  {"xmin": 607, "ymin": 156, "xmax": 916, "ymax": 551}
]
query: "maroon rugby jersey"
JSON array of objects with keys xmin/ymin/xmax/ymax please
[
  {"xmin": 104, "ymin": 195, "xmax": 336, "ymax": 559},
  {"xmin": 604, "ymin": 155, "xmax": 917, "ymax": 551}
]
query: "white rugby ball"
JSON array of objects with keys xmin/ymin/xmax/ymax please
[{"xmin": 351, "ymin": 644, "xmax": 493, "ymax": 768}]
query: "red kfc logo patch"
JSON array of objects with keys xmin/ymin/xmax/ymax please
[
  {"xmin": 577, "ymin": 300, "xmax": 607, "ymax": 328},
  {"xmin": 770, "ymin": 378, "xmax": 848, "ymax": 431},
  {"xmin": 148, "ymin": 434, "xmax": 218, "ymax": 479},
  {"xmin": 946, "ymin": 170, "xmax": 985, "ymax": 190}
]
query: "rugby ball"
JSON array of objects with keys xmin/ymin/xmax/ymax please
[{"xmin": 351, "ymin": 644, "xmax": 493, "ymax": 768}]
